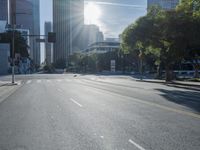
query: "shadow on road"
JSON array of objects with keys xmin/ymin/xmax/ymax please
[
  {"xmin": 165, "ymin": 84, "xmax": 200, "ymax": 91},
  {"xmin": 156, "ymin": 89, "xmax": 200, "ymax": 113},
  {"xmin": 0, "ymin": 83, "xmax": 17, "ymax": 87}
]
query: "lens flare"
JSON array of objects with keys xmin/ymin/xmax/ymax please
[{"xmin": 84, "ymin": 2, "xmax": 101, "ymax": 25}]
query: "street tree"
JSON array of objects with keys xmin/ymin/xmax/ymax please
[
  {"xmin": 177, "ymin": 0, "xmax": 200, "ymax": 78},
  {"xmin": 121, "ymin": 4, "xmax": 200, "ymax": 81},
  {"xmin": 0, "ymin": 31, "xmax": 29, "ymax": 57}
]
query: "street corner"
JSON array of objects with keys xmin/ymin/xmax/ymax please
[{"xmin": 0, "ymin": 80, "xmax": 21, "ymax": 87}]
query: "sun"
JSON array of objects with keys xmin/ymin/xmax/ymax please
[{"xmin": 84, "ymin": 2, "xmax": 101, "ymax": 25}]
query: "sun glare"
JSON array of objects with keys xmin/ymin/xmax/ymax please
[{"xmin": 84, "ymin": 2, "xmax": 101, "ymax": 25}]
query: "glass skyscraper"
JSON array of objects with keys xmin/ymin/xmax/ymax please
[
  {"xmin": 0, "ymin": 0, "xmax": 8, "ymax": 21},
  {"xmin": 0, "ymin": 0, "xmax": 40, "ymax": 65},
  {"xmin": 53, "ymin": 0, "xmax": 84, "ymax": 64}
]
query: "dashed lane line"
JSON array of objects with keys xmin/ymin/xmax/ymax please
[
  {"xmin": 75, "ymin": 81, "xmax": 200, "ymax": 119},
  {"xmin": 37, "ymin": 80, "xmax": 41, "ymax": 83},
  {"xmin": 129, "ymin": 139, "xmax": 146, "ymax": 150},
  {"xmin": 70, "ymin": 98, "xmax": 83, "ymax": 108},
  {"xmin": 26, "ymin": 80, "xmax": 32, "ymax": 84}
]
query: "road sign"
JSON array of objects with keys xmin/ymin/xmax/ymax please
[
  {"xmin": 48, "ymin": 32, "xmax": 56, "ymax": 43},
  {"xmin": 36, "ymin": 39, "xmax": 46, "ymax": 43},
  {"xmin": 0, "ymin": 33, "xmax": 5, "ymax": 42}
]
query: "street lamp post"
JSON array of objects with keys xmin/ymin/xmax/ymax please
[
  {"xmin": 8, "ymin": 0, "xmax": 16, "ymax": 84},
  {"xmin": 11, "ymin": 25, "xmax": 16, "ymax": 84}
]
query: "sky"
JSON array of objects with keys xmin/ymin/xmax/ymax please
[
  {"xmin": 84, "ymin": 0, "xmax": 147, "ymax": 37},
  {"xmin": 40, "ymin": 0, "xmax": 147, "ymax": 62}
]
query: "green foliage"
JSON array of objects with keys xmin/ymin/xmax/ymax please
[
  {"xmin": 0, "ymin": 31, "xmax": 29, "ymax": 57},
  {"xmin": 69, "ymin": 49, "xmax": 125, "ymax": 73},
  {"xmin": 177, "ymin": 0, "xmax": 200, "ymax": 18},
  {"xmin": 121, "ymin": 1, "xmax": 200, "ymax": 81},
  {"xmin": 43, "ymin": 64, "xmax": 55, "ymax": 73},
  {"xmin": 69, "ymin": 53, "xmax": 82, "ymax": 64},
  {"xmin": 53, "ymin": 59, "xmax": 66, "ymax": 69}
]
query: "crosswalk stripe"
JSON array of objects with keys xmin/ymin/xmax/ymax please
[
  {"xmin": 17, "ymin": 81, "xmax": 22, "ymax": 85},
  {"xmin": 57, "ymin": 79, "xmax": 62, "ymax": 82},
  {"xmin": 27, "ymin": 79, "xmax": 79, "ymax": 84},
  {"xmin": 26, "ymin": 80, "xmax": 32, "ymax": 84},
  {"xmin": 37, "ymin": 80, "xmax": 41, "ymax": 83},
  {"xmin": 46, "ymin": 80, "xmax": 51, "ymax": 83},
  {"xmin": 65, "ymin": 79, "xmax": 71, "ymax": 82}
]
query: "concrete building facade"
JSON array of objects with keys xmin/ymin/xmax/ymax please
[
  {"xmin": 0, "ymin": 0, "xmax": 8, "ymax": 21},
  {"xmin": 80, "ymin": 24, "xmax": 104, "ymax": 50},
  {"xmin": 82, "ymin": 42, "xmax": 120, "ymax": 55},
  {"xmin": 0, "ymin": 44, "xmax": 10, "ymax": 75},
  {"xmin": 0, "ymin": 20, "xmax": 7, "ymax": 33}
]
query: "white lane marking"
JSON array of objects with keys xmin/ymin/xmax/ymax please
[
  {"xmin": 26, "ymin": 80, "xmax": 32, "ymax": 84},
  {"xmin": 46, "ymin": 80, "xmax": 51, "ymax": 83},
  {"xmin": 57, "ymin": 89, "xmax": 63, "ymax": 92},
  {"xmin": 65, "ymin": 79, "xmax": 71, "ymax": 82},
  {"xmin": 17, "ymin": 81, "xmax": 22, "ymax": 85},
  {"xmin": 129, "ymin": 139, "xmax": 146, "ymax": 150},
  {"xmin": 37, "ymin": 80, "xmax": 41, "ymax": 83},
  {"xmin": 100, "ymin": 136, "xmax": 104, "ymax": 139},
  {"xmin": 57, "ymin": 79, "xmax": 62, "ymax": 82},
  {"xmin": 70, "ymin": 98, "xmax": 83, "ymax": 107}
]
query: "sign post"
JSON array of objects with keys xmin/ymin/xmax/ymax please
[
  {"xmin": 111, "ymin": 60, "xmax": 116, "ymax": 73},
  {"xmin": 8, "ymin": 0, "xmax": 16, "ymax": 84}
]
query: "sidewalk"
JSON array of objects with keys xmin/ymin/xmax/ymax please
[
  {"xmin": 136, "ymin": 78, "xmax": 200, "ymax": 91},
  {"xmin": 0, "ymin": 81, "xmax": 9, "ymax": 87},
  {"xmin": 94, "ymin": 74, "xmax": 200, "ymax": 91},
  {"xmin": 135, "ymin": 78, "xmax": 200, "ymax": 86},
  {"xmin": 0, "ymin": 80, "xmax": 20, "ymax": 104}
]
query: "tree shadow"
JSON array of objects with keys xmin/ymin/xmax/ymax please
[{"xmin": 155, "ymin": 89, "xmax": 200, "ymax": 113}]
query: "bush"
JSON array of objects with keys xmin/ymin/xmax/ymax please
[{"xmin": 43, "ymin": 65, "xmax": 55, "ymax": 73}]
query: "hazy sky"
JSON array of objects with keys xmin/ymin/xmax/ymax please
[
  {"xmin": 40, "ymin": 0, "xmax": 147, "ymax": 37},
  {"xmin": 40, "ymin": 0, "xmax": 147, "ymax": 62},
  {"xmin": 85, "ymin": 0, "xmax": 147, "ymax": 37}
]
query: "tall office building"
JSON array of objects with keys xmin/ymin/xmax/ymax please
[
  {"xmin": 147, "ymin": 0, "xmax": 180, "ymax": 10},
  {"xmin": 70, "ymin": 0, "xmax": 84, "ymax": 52},
  {"xmin": 0, "ymin": 0, "xmax": 8, "ymax": 21},
  {"xmin": 53, "ymin": 0, "xmax": 84, "ymax": 64},
  {"xmin": 44, "ymin": 22, "xmax": 53, "ymax": 64},
  {"xmin": 0, "ymin": 0, "xmax": 40, "ymax": 65},
  {"xmin": 31, "ymin": 0, "xmax": 40, "ymax": 65},
  {"xmin": 81, "ymin": 24, "xmax": 104, "ymax": 49}
]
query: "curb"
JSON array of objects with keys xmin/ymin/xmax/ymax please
[
  {"xmin": 0, "ymin": 81, "xmax": 21, "ymax": 87},
  {"xmin": 136, "ymin": 80, "xmax": 200, "ymax": 91}
]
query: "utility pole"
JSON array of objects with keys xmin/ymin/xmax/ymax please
[{"xmin": 8, "ymin": 0, "xmax": 16, "ymax": 84}]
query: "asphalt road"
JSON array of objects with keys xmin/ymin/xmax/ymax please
[{"xmin": 0, "ymin": 74, "xmax": 200, "ymax": 150}]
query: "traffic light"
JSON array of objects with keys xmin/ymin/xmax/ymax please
[
  {"xmin": 0, "ymin": 33, "xmax": 6, "ymax": 43},
  {"xmin": 48, "ymin": 32, "xmax": 56, "ymax": 43}
]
